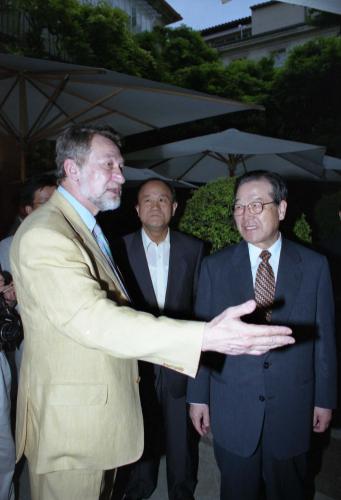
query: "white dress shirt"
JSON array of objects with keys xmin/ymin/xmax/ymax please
[
  {"xmin": 248, "ymin": 234, "xmax": 282, "ymax": 286},
  {"xmin": 141, "ymin": 228, "xmax": 170, "ymax": 311}
]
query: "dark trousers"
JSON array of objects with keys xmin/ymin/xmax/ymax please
[
  {"xmin": 118, "ymin": 365, "xmax": 198, "ymax": 500},
  {"xmin": 214, "ymin": 429, "xmax": 307, "ymax": 500}
]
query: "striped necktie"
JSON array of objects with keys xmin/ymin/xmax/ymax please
[
  {"xmin": 92, "ymin": 223, "xmax": 130, "ymax": 300},
  {"xmin": 254, "ymin": 250, "xmax": 275, "ymax": 322}
]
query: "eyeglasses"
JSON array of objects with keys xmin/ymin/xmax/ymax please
[{"xmin": 233, "ymin": 201, "xmax": 276, "ymax": 216}]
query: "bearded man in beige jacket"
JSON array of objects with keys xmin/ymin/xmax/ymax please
[{"xmin": 10, "ymin": 125, "xmax": 293, "ymax": 500}]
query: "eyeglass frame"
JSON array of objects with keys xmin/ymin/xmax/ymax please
[{"xmin": 232, "ymin": 200, "xmax": 277, "ymax": 216}]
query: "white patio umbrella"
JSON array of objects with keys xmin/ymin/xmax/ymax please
[
  {"xmin": 0, "ymin": 53, "xmax": 261, "ymax": 180},
  {"xmin": 323, "ymin": 155, "xmax": 341, "ymax": 172},
  {"xmin": 126, "ymin": 128, "xmax": 341, "ymax": 183},
  {"xmin": 123, "ymin": 166, "xmax": 195, "ymax": 188}
]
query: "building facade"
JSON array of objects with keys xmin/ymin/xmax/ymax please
[
  {"xmin": 0, "ymin": 0, "xmax": 181, "ymax": 49},
  {"xmin": 84, "ymin": 0, "xmax": 181, "ymax": 32},
  {"xmin": 202, "ymin": 1, "xmax": 340, "ymax": 66}
]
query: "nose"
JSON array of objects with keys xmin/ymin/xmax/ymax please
[
  {"xmin": 113, "ymin": 167, "xmax": 125, "ymax": 184},
  {"xmin": 150, "ymin": 199, "xmax": 161, "ymax": 209}
]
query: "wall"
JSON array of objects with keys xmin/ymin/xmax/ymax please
[{"xmin": 252, "ymin": 2, "xmax": 306, "ymax": 35}]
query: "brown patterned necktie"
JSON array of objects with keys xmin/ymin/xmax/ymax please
[{"xmin": 255, "ymin": 250, "xmax": 275, "ymax": 322}]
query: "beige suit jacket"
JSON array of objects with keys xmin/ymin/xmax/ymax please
[{"xmin": 10, "ymin": 191, "xmax": 203, "ymax": 474}]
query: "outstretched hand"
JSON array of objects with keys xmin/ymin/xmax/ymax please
[{"xmin": 202, "ymin": 299, "xmax": 294, "ymax": 356}]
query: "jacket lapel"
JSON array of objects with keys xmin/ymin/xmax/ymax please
[
  {"xmin": 50, "ymin": 191, "xmax": 128, "ymax": 300},
  {"xmin": 128, "ymin": 232, "xmax": 158, "ymax": 308},
  {"xmin": 272, "ymin": 238, "xmax": 302, "ymax": 324},
  {"xmin": 230, "ymin": 241, "xmax": 254, "ymax": 304},
  {"xmin": 164, "ymin": 231, "xmax": 186, "ymax": 310}
]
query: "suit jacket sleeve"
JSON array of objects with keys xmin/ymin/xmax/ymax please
[
  {"xmin": 11, "ymin": 225, "xmax": 203, "ymax": 378},
  {"xmin": 314, "ymin": 256, "xmax": 337, "ymax": 409}
]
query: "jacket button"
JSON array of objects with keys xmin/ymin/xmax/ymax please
[
  {"xmin": 259, "ymin": 395, "xmax": 265, "ymax": 402},
  {"xmin": 263, "ymin": 361, "xmax": 270, "ymax": 369}
]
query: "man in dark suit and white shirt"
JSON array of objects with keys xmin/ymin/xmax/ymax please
[
  {"xmin": 188, "ymin": 170, "xmax": 337, "ymax": 500},
  {"xmin": 116, "ymin": 179, "xmax": 204, "ymax": 500}
]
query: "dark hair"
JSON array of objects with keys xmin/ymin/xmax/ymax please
[
  {"xmin": 19, "ymin": 173, "xmax": 57, "ymax": 207},
  {"xmin": 234, "ymin": 170, "xmax": 288, "ymax": 204},
  {"xmin": 136, "ymin": 178, "xmax": 177, "ymax": 203},
  {"xmin": 0, "ymin": 270, "xmax": 12, "ymax": 286},
  {"xmin": 55, "ymin": 125, "xmax": 121, "ymax": 180}
]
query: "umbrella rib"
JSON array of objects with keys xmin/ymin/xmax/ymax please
[
  {"xmin": 30, "ymin": 85, "xmax": 159, "ymax": 141},
  {"xmin": 0, "ymin": 110, "xmax": 20, "ymax": 140},
  {"xmin": 0, "ymin": 75, "xmax": 18, "ymax": 109},
  {"xmin": 39, "ymin": 80, "xmax": 160, "ymax": 130},
  {"xmin": 0, "ymin": 76, "xmax": 21, "ymax": 138},
  {"xmin": 30, "ymin": 90, "xmax": 125, "ymax": 141},
  {"xmin": 149, "ymin": 158, "xmax": 173, "ymax": 170},
  {"xmin": 277, "ymin": 153, "xmax": 323, "ymax": 178},
  {"xmin": 175, "ymin": 153, "xmax": 207, "ymax": 181},
  {"xmin": 30, "ymin": 106, "xmax": 117, "ymax": 142},
  {"xmin": 25, "ymin": 75, "xmax": 70, "ymax": 138},
  {"xmin": 209, "ymin": 152, "xmax": 231, "ymax": 164},
  {"xmin": 31, "ymin": 108, "xmax": 130, "ymax": 143}
]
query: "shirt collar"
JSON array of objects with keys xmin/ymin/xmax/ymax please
[
  {"xmin": 58, "ymin": 185, "xmax": 97, "ymax": 233},
  {"xmin": 248, "ymin": 233, "xmax": 282, "ymax": 268},
  {"xmin": 141, "ymin": 227, "xmax": 170, "ymax": 252}
]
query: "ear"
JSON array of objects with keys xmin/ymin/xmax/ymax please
[
  {"xmin": 64, "ymin": 159, "xmax": 80, "ymax": 182},
  {"xmin": 172, "ymin": 202, "xmax": 178, "ymax": 216},
  {"xmin": 278, "ymin": 200, "xmax": 287, "ymax": 221},
  {"xmin": 135, "ymin": 204, "xmax": 140, "ymax": 218}
]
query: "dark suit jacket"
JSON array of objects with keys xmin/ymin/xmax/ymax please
[
  {"xmin": 187, "ymin": 239, "xmax": 337, "ymax": 459},
  {"xmin": 118, "ymin": 229, "xmax": 204, "ymax": 398}
]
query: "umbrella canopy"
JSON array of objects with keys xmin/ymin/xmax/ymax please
[
  {"xmin": 126, "ymin": 128, "xmax": 341, "ymax": 183},
  {"xmin": 123, "ymin": 166, "xmax": 195, "ymax": 188},
  {"xmin": 324, "ymin": 155, "xmax": 341, "ymax": 172},
  {"xmin": 0, "ymin": 53, "xmax": 261, "ymax": 179}
]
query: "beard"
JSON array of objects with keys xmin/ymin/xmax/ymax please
[
  {"xmin": 92, "ymin": 195, "xmax": 121, "ymax": 212},
  {"xmin": 80, "ymin": 184, "xmax": 122, "ymax": 212}
]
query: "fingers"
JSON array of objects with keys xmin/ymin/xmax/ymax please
[
  {"xmin": 313, "ymin": 407, "xmax": 332, "ymax": 433},
  {"xmin": 189, "ymin": 404, "xmax": 210, "ymax": 436},
  {"xmin": 245, "ymin": 324, "xmax": 293, "ymax": 338},
  {"xmin": 224, "ymin": 299, "xmax": 257, "ymax": 319},
  {"xmin": 190, "ymin": 413, "xmax": 204, "ymax": 436},
  {"xmin": 210, "ymin": 300, "xmax": 256, "ymax": 327}
]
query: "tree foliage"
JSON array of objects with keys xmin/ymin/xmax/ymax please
[
  {"xmin": 179, "ymin": 178, "xmax": 240, "ymax": 252},
  {"xmin": 135, "ymin": 25, "xmax": 219, "ymax": 81},
  {"xmin": 13, "ymin": 0, "xmax": 156, "ymax": 76},
  {"xmin": 266, "ymin": 37, "xmax": 341, "ymax": 155}
]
